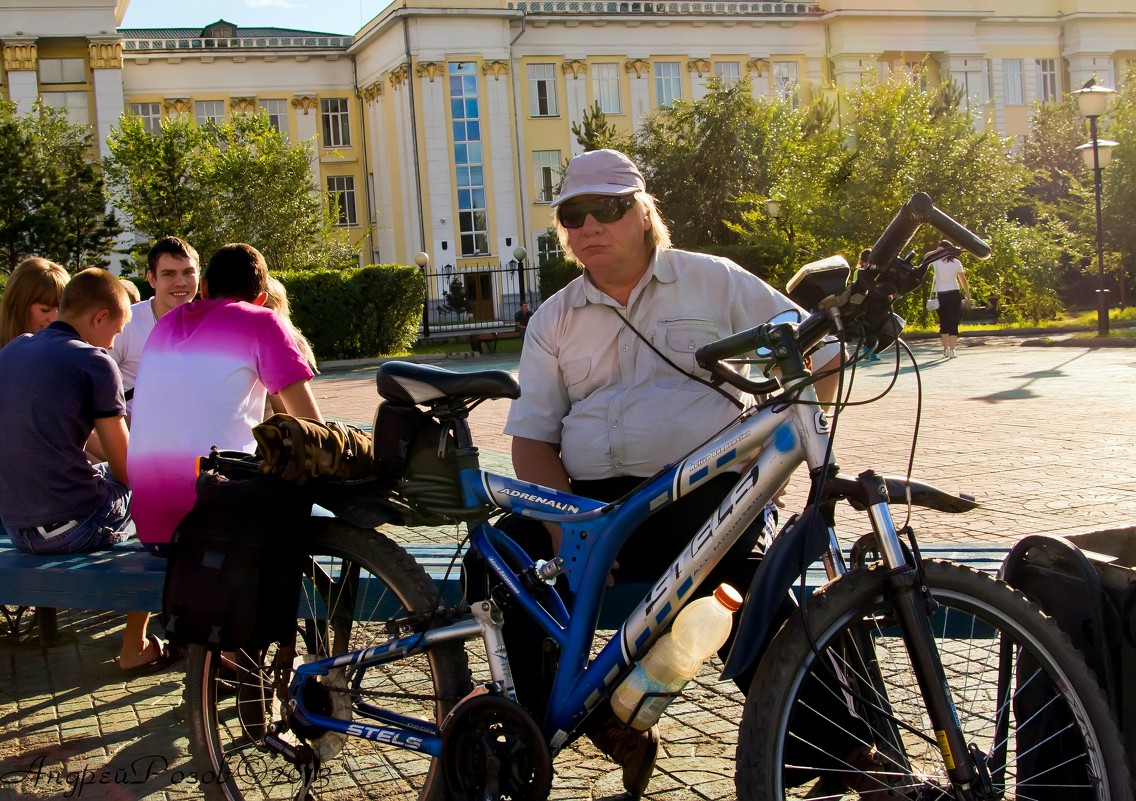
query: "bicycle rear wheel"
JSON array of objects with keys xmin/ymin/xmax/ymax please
[
  {"xmin": 737, "ymin": 559, "xmax": 1132, "ymax": 800},
  {"xmin": 185, "ymin": 519, "xmax": 472, "ymax": 800}
]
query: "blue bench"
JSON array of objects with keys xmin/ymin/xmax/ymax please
[{"xmin": 0, "ymin": 538, "xmax": 1010, "ymax": 643}]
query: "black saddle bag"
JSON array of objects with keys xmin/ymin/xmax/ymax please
[{"xmin": 161, "ymin": 468, "xmax": 313, "ymax": 652}]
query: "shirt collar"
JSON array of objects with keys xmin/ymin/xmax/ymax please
[
  {"xmin": 571, "ymin": 248, "xmax": 674, "ymax": 308},
  {"xmin": 47, "ymin": 321, "xmax": 80, "ymax": 337}
]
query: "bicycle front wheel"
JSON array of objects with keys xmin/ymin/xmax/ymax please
[
  {"xmin": 185, "ymin": 519, "xmax": 472, "ymax": 800},
  {"xmin": 737, "ymin": 559, "xmax": 1132, "ymax": 801}
]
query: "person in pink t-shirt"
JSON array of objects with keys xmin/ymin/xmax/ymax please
[{"xmin": 124, "ymin": 243, "xmax": 322, "ymax": 664}]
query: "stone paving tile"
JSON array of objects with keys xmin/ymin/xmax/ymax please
[{"xmin": 1, "ymin": 337, "xmax": 1134, "ymax": 799}]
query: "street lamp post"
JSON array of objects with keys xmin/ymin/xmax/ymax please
[
  {"xmin": 1073, "ymin": 78, "xmax": 1117, "ymax": 337},
  {"xmin": 512, "ymin": 245, "xmax": 528, "ymax": 306},
  {"xmin": 414, "ymin": 251, "xmax": 430, "ymax": 337}
]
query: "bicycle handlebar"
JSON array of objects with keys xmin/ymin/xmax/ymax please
[{"xmin": 696, "ymin": 192, "xmax": 991, "ymax": 386}]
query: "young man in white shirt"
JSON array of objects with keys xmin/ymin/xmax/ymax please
[{"xmin": 110, "ymin": 236, "xmax": 200, "ymax": 412}]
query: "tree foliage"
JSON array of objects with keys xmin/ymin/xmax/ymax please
[
  {"xmin": 1102, "ymin": 65, "xmax": 1136, "ymax": 308},
  {"xmin": 0, "ymin": 101, "xmax": 120, "ymax": 271},
  {"xmin": 104, "ymin": 111, "xmax": 355, "ymax": 273}
]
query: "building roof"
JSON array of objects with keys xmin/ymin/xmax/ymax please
[{"xmin": 118, "ymin": 19, "xmax": 353, "ymax": 50}]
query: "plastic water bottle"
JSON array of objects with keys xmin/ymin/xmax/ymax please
[{"xmin": 611, "ymin": 583, "xmax": 743, "ymax": 729}]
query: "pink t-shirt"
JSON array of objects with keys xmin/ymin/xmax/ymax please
[{"xmin": 128, "ymin": 298, "xmax": 314, "ymax": 544}]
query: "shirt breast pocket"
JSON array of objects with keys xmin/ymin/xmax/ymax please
[
  {"xmin": 654, "ymin": 319, "xmax": 720, "ymax": 390},
  {"xmin": 561, "ymin": 356, "xmax": 593, "ymax": 403}
]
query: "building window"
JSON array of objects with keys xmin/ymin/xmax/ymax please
[
  {"xmin": 592, "ymin": 63, "xmax": 622, "ymax": 113},
  {"xmin": 450, "ymin": 62, "xmax": 488, "ymax": 256},
  {"xmin": 1002, "ymin": 59, "xmax": 1024, "ymax": 105},
  {"xmin": 714, "ymin": 61, "xmax": 741, "ymax": 86},
  {"xmin": 130, "ymin": 102, "xmax": 162, "ymax": 133},
  {"xmin": 958, "ymin": 59, "xmax": 991, "ymax": 112},
  {"xmin": 654, "ymin": 62, "xmax": 681, "ymax": 108},
  {"xmin": 39, "ymin": 58, "xmax": 85, "ymax": 84},
  {"xmin": 259, "ymin": 99, "xmax": 288, "ymax": 134},
  {"xmin": 773, "ymin": 61, "xmax": 800, "ymax": 107},
  {"xmin": 42, "ymin": 92, "xmax": 89, "ymax": 126},
  {"xmin": 537, "ymin": 232, "xmax": 564, "ymax": 266},
  {"xmin": 327, "ymin": 175, "xmax": 357, "ymax": 227},
  {"xmin": 533, "ymin": 150, "xmax": 562, "ymax": 204},
  {"xmin": 195, "ymin": 100, "xmax": 225, "ymax": 125},
  {"xmin": 528, "ymin": 63, "xmax": 558, "ymax": 117},
  {"xmin": 320, "ymin": 98, "xmax": 351, "ymax": 147},
  {"xmin": 1036, "ymin": 59, "xmax": 1058, "ymax": 103}
]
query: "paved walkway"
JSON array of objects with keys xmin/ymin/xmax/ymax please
[{"xmin": 2, "ymin": 335, "xmax": 1135, "ymax": 799}]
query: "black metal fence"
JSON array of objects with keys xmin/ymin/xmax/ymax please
[{"xmin": 418, "ymin": 258, "xmax": 541, "ymax": 336}]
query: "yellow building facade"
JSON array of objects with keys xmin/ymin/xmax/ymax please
[{"xmin": 1, "ymin": 0, "xmax": 1134, "ymax": 300}]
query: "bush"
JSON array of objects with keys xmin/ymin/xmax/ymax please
[
  {"xmin": 538, "ymin": 256, "xmax": 580, "ymax": 300},
  {"xmin": 275, "ymin": 264, "xmax": 424, "ymax": 360}
]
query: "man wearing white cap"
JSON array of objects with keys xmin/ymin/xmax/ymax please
[{"xmin": 493, "ymin": 149, "xmax": 840, "ymax": 796}]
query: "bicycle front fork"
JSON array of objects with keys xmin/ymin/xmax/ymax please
[{"xmin": 856, "ymin": 470, "xmax": 993, "ymax": 799}]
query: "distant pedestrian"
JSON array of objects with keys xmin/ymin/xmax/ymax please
[
  {"xmin": 119, "ymin": 278, "xmax": 141, "ymax": 304},
  {"xmin": 514, "ymin": 300, "xmax": 534, "ymax": 333},
  {"xmin": 929, "ymin": 241, "xmax": 973, "ymax": 359}
]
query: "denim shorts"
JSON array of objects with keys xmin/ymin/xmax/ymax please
[{"xmin": 4, "ymin": 465, "xmax": 132, "ymax": 555}]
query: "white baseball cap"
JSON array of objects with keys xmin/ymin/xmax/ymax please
[{"xmin": 551, "ymin": 149, "xmax": 646, "ymax": 208}]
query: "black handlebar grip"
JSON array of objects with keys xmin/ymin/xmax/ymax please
[
  {"xmin": 695, "ymin": 327, "xmax": 761, "ymax": 369},
  {"xmin": 868, "ymin": 192, "xmax": 932, "ymax": 268},
  {"xmin": 925, "ymin": 204, "xmax": 992, "ymax": 260},
  {"xmin": 869, "ymin": 192, "xmax": 992, "ymax": 267}
]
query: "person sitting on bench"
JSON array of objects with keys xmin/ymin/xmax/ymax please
[{"xmin": 0, "ymin": 269, "xmax": 162, "ymax": 671}]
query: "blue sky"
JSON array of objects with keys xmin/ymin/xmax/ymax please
[{"xmin": 120, "ymin": 0, "xmax": 393, "ymax": 36}]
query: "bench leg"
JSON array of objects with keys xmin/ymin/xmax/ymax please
[
  {"xmin": 36, "ymin": 607, "xmax": 59, "ymax": 645},
  {"xmin": 1, "ymin": 604, "xmax": 58, "ymax": 645}
]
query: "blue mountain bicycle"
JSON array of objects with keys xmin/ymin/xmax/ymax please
[{"xmin": 185, "ymin": 194, "xmax": 1132, "ymax": 800}]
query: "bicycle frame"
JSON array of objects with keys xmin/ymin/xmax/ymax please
[{"xmin": 288, "ymin": 377, "xmax": 835, "ymax": 754}]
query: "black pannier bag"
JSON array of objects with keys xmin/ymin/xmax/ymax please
[
  {"xmin": 372, "ymin": 400, "xmax": 482, "ymax": 525},
  {"xmin": 161, "ymin": 467, "xmax": 313, "ymax": 652}
]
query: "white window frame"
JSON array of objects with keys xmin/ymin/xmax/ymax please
[
  {"xmin": 1002, "ymin": 59, "xmax": 1024, "ymax": 105},
  {"xmin": 1035, "ymin": 59, "xmax": 1058, "ymax": 103},
  {"xmin": 327, "ymin": 175, "xmax": 358, "ymax": 227},
  {"xmin": 533, "ymin": 150, "xmax": 562, "ymax": 204},
  {"xmin": 42, "ymin": 91, "xmax": 89, "ymax": 126},
  {"xmin": 130, "ymin": 102, "xmax": 162, "ymax": 133},
  {"xmin": 528, "ymin": 63, "xmax": 558, "ymax": 117},
  {"xmin": 654, "ymin": 62, "xmax": 681, "ymax": 108},
  {"xmin": 537, "ymin": 232, "xmax": 564, "ymax": 266},
  {"xmin": 195, "ymin": 100, "xmax": 225, "ymax": 125},
  {"xmin": 320, "ymin": 98, "xmax": 351, "ymax": 148},
  {"xmin": 39, "ymin": 58, "xmax": 85, "ymax": 84},
  {"xmin": 259, "ymin": 98, "xmax": 288, "ymax": 134},
  {"xmin": 714, "ymin": 61, "xmax": 741, "ymax": 86},
  {"xmin": 773, "ymin": 60, "xmax": 800, "ymax": 107},
  {"xmin": 592, "ymin": 63, "xmax": 622, "ymax": 114}
]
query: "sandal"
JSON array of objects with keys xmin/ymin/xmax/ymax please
[{"xmin": 117, "ymin": 633, "xmax": 184, "ymax": 676}]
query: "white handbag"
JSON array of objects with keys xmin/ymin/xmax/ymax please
[{"xmin": 926, "ymin": 294, "xmax": 940, "ymax": 312}]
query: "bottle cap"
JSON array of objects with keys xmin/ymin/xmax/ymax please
[{"xmin": 714, "ymin": 583, "xmax": 743, "ymax": 612}]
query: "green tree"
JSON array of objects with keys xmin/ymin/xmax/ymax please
[
  {"xmin": 571, "ymin": 102, "xmax": 632, "ymax": 153},
  {"xmin": 0, "ymin": 101, "xmax": 119, "ymax": 271},
  {"xmin": 1103, "ymin": 65, "xmax": 1136, "ymax": 308},
  {"xmin": 104, "ymin": 111, "xmax": 355, "ymax": 273},
  {"xmin": 438, "ymin": 275, "xmax": 472, "ymax": 316}
]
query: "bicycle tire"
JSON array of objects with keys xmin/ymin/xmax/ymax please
[
  {"xmin": 736, "ymin": 559, "xmax": 1132, "ymax": 801},
  {"xmin": 185, "ymin": 519, "xmax": 472, "ymax": 800}
]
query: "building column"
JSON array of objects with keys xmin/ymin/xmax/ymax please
[
  {"xmin": 415, "ymin": 61, "xmax": 454, "ymax": 265},
  {"xmin": 3, "ymin": 41, "xmax": 39, "ymax": 114},
  {"xmin": 361, "ymin": 81, "xmax": 390, "ymax": 264},
  {"xmin": 689, "ymin": 58, "xmax": 711, "ymax": 101},
  {"xmin": 562, "ymin": 59, "xmax": 588, "ymax": 157},
  {"xmin": 626, "ymin": 58, "xmax": 650, "ymax": 130},
  {"xmin": 88, "ymin": 40, "xmax": 125, "ymax": 161},
  {"xmin": 483, "ymin": 60, "xmax": 520, "ymax": 263}
]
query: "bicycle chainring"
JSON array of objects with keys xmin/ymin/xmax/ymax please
[{"xmin": 440, "ymin": 692, "xmax": 552, "ymax": 800}]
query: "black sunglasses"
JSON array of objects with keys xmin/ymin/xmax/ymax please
[{"xmin": 557, "ymin": 196, "xmax": 636, "ymax": 229}]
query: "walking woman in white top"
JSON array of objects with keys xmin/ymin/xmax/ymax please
[{"xmin": 931, "ymin": 240, "xmax": 974, "ymax": 358}]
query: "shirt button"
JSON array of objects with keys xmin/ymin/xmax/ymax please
[
  {"xmin": 622, "ymin": 344, "xmax": 628, "ymax": 352},
  {"xmin": 611, "ymin": 421, "xmax": 618, "ymax": 428}
]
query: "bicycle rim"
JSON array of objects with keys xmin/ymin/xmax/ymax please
[
  {"xmin": 738, "ymin": 559, "xmax": 1131, "ymax": 801},
  {"xmin": 186, "ymin": 519, "xmax": 472, "ymax": 800}
]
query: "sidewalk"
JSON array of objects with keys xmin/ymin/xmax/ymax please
[{"xmin": 2, "ymin": 336, "xmax": 1134, "ymax": 799}]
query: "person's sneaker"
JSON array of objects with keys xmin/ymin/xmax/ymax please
[
  {"xmin": 587, "ymin": 712, "xmax": 659, "ymax": 798},
  {"xmin": 951, "ymin": 347, "xmax": 958, "ymax": 358},
  {"xmin": 943, "ymin": 348, "xmax": 950, "ymax": 359}
]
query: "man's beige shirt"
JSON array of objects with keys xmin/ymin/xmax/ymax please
[{"xmin": 505, "ymin": 248, "xmax": 839, "ymax": 480}]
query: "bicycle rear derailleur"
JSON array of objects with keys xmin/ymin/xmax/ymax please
[{"xmin": 440, "ymin": 684, "xmax": 553, "ymax": 800}]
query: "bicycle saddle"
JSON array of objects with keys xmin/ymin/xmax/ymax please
[{"xmin": 376, "ymin": 361, "xmax": 521, "ymax": 405}]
